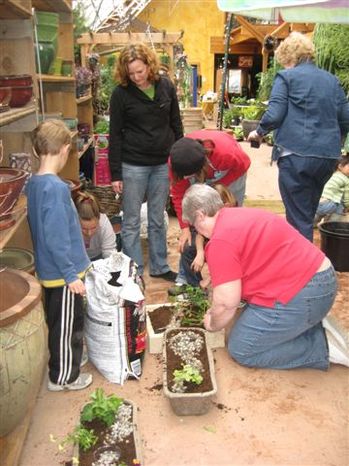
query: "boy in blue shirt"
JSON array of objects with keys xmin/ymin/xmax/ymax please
[{"xmin": 26, "ymin": 119, "xmax": 92, "ymax": 391}]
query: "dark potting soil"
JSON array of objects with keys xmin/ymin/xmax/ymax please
[
  {"xmin": 165, "ymin": 329, "xmax": 213, "ymax": 394},
  {"xmin": 78, "ymin": 406, "xmax": 138, "ymax": 466},
  {"xmin": 148, "ymin": 305, "xmax": 175, "ymax": 333},
  {"xmin": 149, "ymin": 304, "xmax": 205, "ymax": 333}
]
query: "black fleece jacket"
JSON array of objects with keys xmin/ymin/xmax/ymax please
[{"xmin": 108, "ymin": 76, "xmax": 183, "ymax": 181}]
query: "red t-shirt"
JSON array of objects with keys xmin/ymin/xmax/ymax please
[
  {"xmin": 205, "ymin": 208, "xmax": 325, "ymax": 307},
  {"xmin": 169, "ymin": 130, "xmax": 251, "ymax": 229}
]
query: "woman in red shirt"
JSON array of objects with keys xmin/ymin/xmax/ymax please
[{"xmin": 181, "ymin": 183, "xmax": 348, "ymax": 370}]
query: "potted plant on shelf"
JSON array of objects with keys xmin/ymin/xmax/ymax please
[
  {"xmin": 53, "ymin": 388, "xmax": 142, "ymax": 466},
  {"xmin": 163, "ymin": 328, "xmax": 217, "ymax": 416},
  {"xmin": 146, "ymin": 286, "xmax": 225, "ymax": 353},
  {"xmin": 75, "ymin": 65, "xmax": 92, "ymax": 98}
]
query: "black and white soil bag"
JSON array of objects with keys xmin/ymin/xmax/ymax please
[{"xmin": 85, "ymin": 251, "xmax": 146, "ymax": 384}]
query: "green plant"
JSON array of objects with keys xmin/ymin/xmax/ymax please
[
  {"xmin": 230, "ymin": 96, "xmax": 248, "ymax": 105},
  {"xmin": 173, "ymin": 364, "xmax": 203, "ymax": 385},
  {"xmin": 94, "ymin": 119, "xmax": 109, "ymax": 134},
  {"xmin": 241, "ymin": 104, "xmax": 265, "ymax": 121},
  {"xmin": 180, "ymin": 286, "xmax": 209, "ymax": 326},
  {"xmin": 222, "ymin": 108, "xmax": 234, "ymax": 128},
  {"xmin": 256, "ymin": 57, "xmax": 283, "ymax": 101},
  {"xmin": 62, "ymin": 425, "xmax": 98, "ymax": 452},
  {"xmin": 232, "ymin": 126, "xmax": 244, "ymax": 140},
  {"xmin": 81, "ymin": 388, "xmax": 123, "ymax": 427},
  {"xmin": 314, "ymin": 24, "xmax": 349, "ymax": 93},
  {"xmin": 99, "ymin": 54, "xmax": 118, "ymax": 112}
]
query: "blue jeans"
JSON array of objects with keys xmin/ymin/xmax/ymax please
[
  {"xmin": 121, "ymin": 162, "xmax": 171, "ymax": 275},
  {"xmin": 278, "ymin": 155, "xmax": 336, "ymax": 242},
  {"xmin": 228, "ymin": 266, "xmax": 337, "ymax": 370},
  {"xmin": 227, "ymin": 173, "xmax": 247, "ymax": 206},
  {"xmin": 316, "ymin": 199, "xmax": 344, "ymax": 218}
]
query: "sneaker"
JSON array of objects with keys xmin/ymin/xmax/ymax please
[
  {"xmin": 48, "ymin": 373, "xmax": 93, "ymax": 392},
  {"xmin": 323, "ymin": 315, "xmax": 348, "ymax": 350},
  {"xmin": 80, "ymin": 349, "xmax": 89, "ymax": 367},
  {"xmin": 327, "ymin": 333, "xmax": 349, "ymax": 367},
  {"xmin": 168, "ymin": 283, "xmax": 188, "ymax": 296},
  {"xmin": 150, "ymin": 270, "xmax": 177, "ymax": 282}
]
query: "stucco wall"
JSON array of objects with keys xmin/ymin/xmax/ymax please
[{"xmin": 138, "ymin": 0, "xmax": 224, "ymax": 94}]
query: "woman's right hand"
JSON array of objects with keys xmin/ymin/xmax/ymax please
[
  {"xmin": 179, "ymin": 227, "xmax": 191, "ymax": 253},
  {"xmin": 112, "ymin": 181, "xmax": 123, "ymax": 194}
]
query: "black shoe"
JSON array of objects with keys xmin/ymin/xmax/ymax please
[{"xmin": 150, "ymin": 270, "xmax": 177, "ymax": 282}]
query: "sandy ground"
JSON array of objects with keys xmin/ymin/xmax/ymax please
[{"xmin": 19, "ymin": 141, "xmax": 349, "ymax": 466}]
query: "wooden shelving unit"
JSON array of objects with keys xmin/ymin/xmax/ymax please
[
  {"xmin": 0, "ymin": 0, "xmax": 32, "ymax": 19},
  {"xmin": 38, "ymin": 74, "xmax": 75, "ymax": 83},
  {"xmin": 76, "ymin": 94, "xmax": 92, "ymax": 104},
  {"xmin": 0, "ymin": 2, "xmax": 90, "ymax": 465},
  {"xmin": 0, "ymin": 104, "xmax": 36, "ymax": 127}
]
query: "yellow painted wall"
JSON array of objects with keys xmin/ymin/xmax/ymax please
[{"xmin": 139, "ymin": 0, "xmax": 225, "ymax": 94}]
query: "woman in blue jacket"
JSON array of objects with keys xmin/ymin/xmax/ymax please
[
  {"xmin": 248, "ymin": 32, "xmax": 349, "ymax": 242},
  {"xmin": 108, "ymin": 42, "xmax": 183, "ymax": 279}
]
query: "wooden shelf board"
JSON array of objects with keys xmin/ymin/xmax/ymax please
[
  {"xmin": 32, "ymin": 0, "xmax": 71, "ymax": 13},
  {"xmin": 0, "ymin": 105, "xmax": 36, "ymax": 127},
  {"xmin": 78, "ymin": 137, "xmax": 94, "ymax": 159},
  {"xmin": 38, "ymin": 74, "xmax": 75, "ymax": 83},
  {"xmin": 0, "ymin": 195, "xmax": 27, "ymax": 251},
  {"xmin": 76, "ymin": 94, "xmax": 92, "ymax": 105},
  {"xmin": 0, "ymin": 0, "xmax": 32, "ymax": 18}
]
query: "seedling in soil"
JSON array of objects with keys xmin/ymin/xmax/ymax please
[
  {"xmin": 179, "ymin": 286, "xmax": 209, "ymax": 327},
  {"xmin": 50, "ymin": 426, "xmax": 97, "ymax": 453},
  {"xmin": 173, "ymin": 364, "xmax": 203, "ymax": 393},
  {"xmin": 81, "ymin": 388, "xmax": 123, "ymax": 427}
]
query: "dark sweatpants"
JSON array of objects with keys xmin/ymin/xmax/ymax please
[
  {"xmin": 44, "ymin": 286, "xmax": 84, "ymax": 384},
  {"xmin": 278, "ymin": 154, "xmax": 337, "ymax": 242}
]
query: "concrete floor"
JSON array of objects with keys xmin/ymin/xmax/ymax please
[{"xmin": 19, "ymin": 141, "xmax": 349, "ymax": 466}]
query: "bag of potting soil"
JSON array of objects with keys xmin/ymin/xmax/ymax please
[{"xmin": 84, "ymin": 251, "xmax": 146, "ymax": 384}]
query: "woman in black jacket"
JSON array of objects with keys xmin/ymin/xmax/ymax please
[{"xmin": 109, "ymin": 42, "xmax": 183, "ymax": 280}]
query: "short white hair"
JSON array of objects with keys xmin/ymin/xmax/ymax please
[{"xmin": 182, "ymin": 184, "xmax": 223, "ymax": 224}]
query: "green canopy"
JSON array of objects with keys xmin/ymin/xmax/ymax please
[{"xmin": 217, "ymin": 0, "xmax": 349, "ymax": 24}]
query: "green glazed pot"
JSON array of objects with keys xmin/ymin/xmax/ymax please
[{"xmin": 35, "ymin": 41, "xmax": 56, "ymax": 74}]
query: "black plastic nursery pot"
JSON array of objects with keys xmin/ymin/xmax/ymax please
[{"xmin": 318, "ymin": 222, "xmax": 349, "ymax": 272}]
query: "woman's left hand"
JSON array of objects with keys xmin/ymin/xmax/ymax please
[{"xmin": 247, "ymin": 130, "xmax": 263, "ymax": 143}]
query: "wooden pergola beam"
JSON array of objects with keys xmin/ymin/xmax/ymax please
[
  {"xmin": 77, "ymin": 32, "xmax": 182, "ymax": 46},
  {"xmin": 235, "ymin": 15, "xmax": 265, "ymax": 44}
]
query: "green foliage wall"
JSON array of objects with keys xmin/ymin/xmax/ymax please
[{"xmin": 313, "ymin": 24, "xmax": 349, "ymax": 94}]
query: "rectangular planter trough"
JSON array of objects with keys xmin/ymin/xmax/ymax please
[
  {"xmin": 163, "ymin": 327, "xmax": 218, "ymax": 416},
  {"xmin": 146, "ymin": 303, "xmax": 225, "ymax": 354},
  {"xmin": 73, "ymin": 399, "xmax": 143, "ymax": 465}
]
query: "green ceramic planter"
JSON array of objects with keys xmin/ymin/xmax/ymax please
[{"xmin": 35, "ymin": 41, "xmax": 56, "ymax": 74}]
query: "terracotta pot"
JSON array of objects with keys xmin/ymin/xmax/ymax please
[
  {"xmin": 0, "ymin": 168, "xmax": 28, "ymax": 216},
  {"xmin": 0, "ymin": 268, "xmax": 46, "ymax": 436},
  {"xmin": 0, "ymin": 74, "xmax": 33, "ymax": 87},
  {"xmin": 0, "ymin": 87, "xmax": 12, "ymax": 109},
  {"xmin": 0, "ymin": 248, "xmax": 35, "ymax": 275},
  {"xmin": 9, "ymin": 85, "xmax": 33, "ymax": 107}
]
